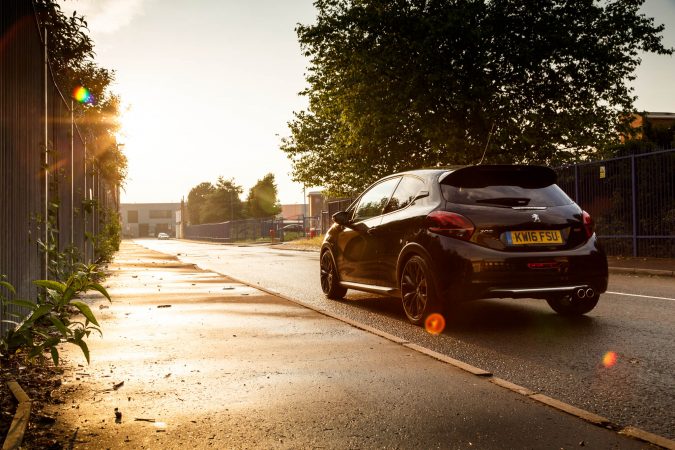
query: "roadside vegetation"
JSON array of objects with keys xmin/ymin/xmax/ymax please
[
  {"xmin": 187, "ymin": 173, "xmax": 282, "ymax": 225},
  {"xmin": 281, "ymin": 0, "xmax": 673, "ymax": 197}
]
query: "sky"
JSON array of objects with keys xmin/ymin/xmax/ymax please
[{"xmin": 59, "ymin": 0, "xmax": 675, "ymax": 205}]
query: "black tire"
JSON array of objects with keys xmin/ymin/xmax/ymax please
[
  {"xmin": 546, "ymin": 294, "xmax": 599, "ymax": 316},
  {"xmin": 400, "ymin": 255, "xmax": 440, "ymax": 325},
  {"xmin": 320, "ymin": 251, "xmax": 347, "ymax": 300}
]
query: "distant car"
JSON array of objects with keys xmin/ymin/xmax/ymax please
[
  {"xmin": 282, "ymin": 224, "xmax": 304, "ymax": 233},
  {"xmin": 157, "ymin": 232, "xmax": 170, "ymax": 240},
  {"xmin": 320, "ymin": 165, "xmax": 608, "ymax": 325}
]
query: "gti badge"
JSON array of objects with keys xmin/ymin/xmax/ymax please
[{"xmin": 531, "ymin": 213, "xmax": 541, "ymax": 223}]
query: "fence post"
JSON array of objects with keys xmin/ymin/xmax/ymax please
[
  {"xmin": 71, "ymin": 100, "xmax": 74, "ymax": 245},
  {"xmin": 631, "ymin": 154, "xmax": 637, "ymax": 257},
  {"xmin": 43, "ymin": 27, "xmax": 49, "ymax": 279},
  {"xmin": 83, "ymin": 139, "xmax": 88, "ymax": 262}
]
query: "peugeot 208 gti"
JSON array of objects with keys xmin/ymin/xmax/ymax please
[{"xmin": 319, "ymin": 165, "xmax": 608, "ymax": 325}]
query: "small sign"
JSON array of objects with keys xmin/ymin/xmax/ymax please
[{"xmin": 599, "ymin": 166, "xmax": 606, "ymax": 179}]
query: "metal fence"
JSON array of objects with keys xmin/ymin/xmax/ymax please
[
  {"xmin": 186, "ymin": 216, "xmax": 321, "ymax": 242},
  {"xmin": 557, "ymin": 149, "xmax": 674, "ymax": 258},
  {"xmin": 1, "ymin": 0, "xmax": 117, "ymax": 335},
  {"xmin": 325, "ymin": 151, "xmax": 675, "ymax": 258}
]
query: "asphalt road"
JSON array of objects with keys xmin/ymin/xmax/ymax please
[{"xmin": 135, "ymin": 238, "xmax": 675, "ymax": 440}]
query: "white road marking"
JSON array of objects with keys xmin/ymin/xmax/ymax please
[{"xmin": 606, "ymin": 291, "xmax": 675, "ymax": 302}]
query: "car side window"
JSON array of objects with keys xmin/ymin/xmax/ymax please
[
  {"xmin": 352, "ymin": 177, "xmax": 401, "ymax": 222},
  {"xmin": 384, "ymin": 176, "xmax": 425, "ymax": 214}
]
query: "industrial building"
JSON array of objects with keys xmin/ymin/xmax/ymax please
[{"xmin": 120, "ymin": 203, "xmax": 181, "ymax": 238}]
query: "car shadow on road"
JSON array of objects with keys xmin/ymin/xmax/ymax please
[{"xmin": 337, "ymin": 293, "xmax": 598, "ymax": 337}]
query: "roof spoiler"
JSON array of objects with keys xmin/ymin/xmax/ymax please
[{"xmin": 440, "ymin": 165, "xmax": 557, "ymax": 188}]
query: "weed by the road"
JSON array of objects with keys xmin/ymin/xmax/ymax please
[{"xmin": 0, "ymin": 264, "xmax": 110, "ymax": 366}]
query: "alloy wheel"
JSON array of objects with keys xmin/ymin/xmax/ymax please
[
  {"xmin": 401, "ymin": 257, "xmax": 429, "ymax": 322},
  {"xmin": 320, "ymin": 252, "xmax": 334, "ymax": 293},
  {"xmin": 320, "ymin": 251, "xmax": 347, "ymax": 299}
]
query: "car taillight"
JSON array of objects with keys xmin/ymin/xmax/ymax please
[
  {"xmin": 426, "ymin": 211, "xmax": 475, "ymax": 241},
  {"xmin": 582, "ymin": 210, "xmax": 594, "ymax": 239}
]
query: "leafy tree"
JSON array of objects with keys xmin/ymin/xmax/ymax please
[
  {"xmin": 282, "ymin": 0, "xmax": 672, "ymax": 196},
  {"xmin": 201, "ymin": 177, "xmax": 244, "ymax": 223},
  {"xmin": 34, "ymin": 0, "xmax": 126, "ymax": 189},
  {"xmin": 187, "ymin": 182, "xmax": 215, "ymax": 225},
  {"xmin": 245, "ymin": 173, "xmax": 282, "ymax": 218}
]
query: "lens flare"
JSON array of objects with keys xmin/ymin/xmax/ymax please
[
  {"xmin": 72, "ymin": 86, "xmax": 93, "ymax": 104},
  {"xmin": 425, "ymin": 313, "xmax": 446, "ymax": 335},
  {"xmin": 602, "ymin": 351, "xmax": 618, "ymax": 368}
]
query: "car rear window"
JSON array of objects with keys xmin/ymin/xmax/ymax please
[
  {"xmin": 441, "ymin": 184, "xmax": 573, "ymax": 207},
  {"xmin": 439, "ymin": 166, "xmax": 573, "ymax": 207}
]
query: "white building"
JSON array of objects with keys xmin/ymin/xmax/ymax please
[{"xmin": 120, "ymin": 203, "xmax": 181, "ymax": 238}]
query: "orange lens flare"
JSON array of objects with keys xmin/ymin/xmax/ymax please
[
  {"xmin": 602, "ymin": 351, "xmax": 618, "ymax": 368},
  {"xmin": 425, "ymin": 313, "xmax": 446, "ymax": 335}
]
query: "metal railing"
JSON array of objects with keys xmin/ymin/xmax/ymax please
[
  {"xmin": 1, "ymin": 0, "xmax": 118, "ymax": 335},
  {"xmin": 185, "ymin": 216, "xmax": 322, "ymax": 242},
  {"xmin": 557, "ymin": 149, "xmax": 674, "ymax": 258}
]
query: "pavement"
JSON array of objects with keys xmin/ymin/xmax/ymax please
[
  {"xmin": 44, "ymin": 242, "xmax": 669, "ymax": 449},
  {"xmin": 606, "ymin": 256, "xmax": 675, "ymax": 277}
]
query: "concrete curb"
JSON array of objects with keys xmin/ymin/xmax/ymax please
[
  {"xmin": 620, "ymin": 427, "xmax": 675, "ymax": 450},
  {"xmin": 2, "ymin": 381, "xmax": 31, "ymax": 450},
  {"xmin": 140, "ymin": 244, "xmax": 675, "ymax": 448}
]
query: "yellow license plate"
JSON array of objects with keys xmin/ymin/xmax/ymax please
[{"xmin": 507, "ymin": 230, "xmax": 563, "ymax": 245}]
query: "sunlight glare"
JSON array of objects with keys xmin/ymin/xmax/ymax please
[{"xmin": 602, "ymin": 351, "xmax": 618, "ymax": 368}]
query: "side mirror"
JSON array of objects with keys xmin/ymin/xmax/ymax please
[{"xmin": 332, "ymin": 211, "xmax": 351, "ymax": 226}]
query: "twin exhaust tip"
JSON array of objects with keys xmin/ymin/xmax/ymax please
[{"xmin": 575, "ymin": 288, "xmax": 595, "ymax": 299}]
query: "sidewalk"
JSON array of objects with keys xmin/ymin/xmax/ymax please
[
  {"xmin": 607, "ymin": 256, "xmax": 675, "ymax": 277},
  {"xmin": 45, "ymin": 242, "xmax": 662, "ymax": 449}
]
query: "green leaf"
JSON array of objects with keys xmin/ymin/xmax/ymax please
[
  {"xmin": 34, "ymin": 280, "xmax": 66, "ymax": 294},
  {"xmin": 16, "ymin": 304, "xmax": 54, "ymax": 333},
  {"xmin": 70, "ymin": 301, "xmax": 99, "ymax": 327},
  {"xmin": 5, "ymin": 299, "xmax": 38, "ymax": 310},
  {"xmin": 69, "ymin": 338, "xmax": 90, "ymax": 364},
  {"xmin": 44, "ymin": 336, "xmax": 61, "ymax": 348},
  {"xmin": 88, "ymin": 283, "xmax": 112, "ymax": 302},
  {"xmin": 0, "ymin": 281, "xmax": 16, "ymax": 294},
  {"xmin": 49, "ymin": 316, "xmax": 70, "ymax": 336},
  {"xmin": 50, "ymin": 347, "xmax": 60, "ymax": 366},
  {"xmin": 28, "ymin": 345, "xmax": 43, "ymax": 359}
]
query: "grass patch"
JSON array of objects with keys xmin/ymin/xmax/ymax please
[{"xmin": 281, "ymin": 235, "xmax": 323, "ymax": 250}]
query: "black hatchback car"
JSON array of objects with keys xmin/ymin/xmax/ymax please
[{"xmin": 320, "ymin": 165, "xmax": 608, "ymax": 325}]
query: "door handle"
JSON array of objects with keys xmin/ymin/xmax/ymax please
[{"xmin": 367, "ymin": 226, "xmax": 379, "ymax": 235}]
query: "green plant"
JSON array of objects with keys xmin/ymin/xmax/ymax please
[
  {"xmin": 94, "ymin": 207, "xmax": 121, "ymax": 263},
  {"xmin": 0, "ymin": 265, "xmax": 110, "ymax": 365},
  {"xmin": 38, "ymin": 227, "xmax": 82, "ymax": 282}
]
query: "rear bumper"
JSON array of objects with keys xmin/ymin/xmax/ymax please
[{"xmin": 425, "ymin": 234, "xmax": 608, "ymax": 301}]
